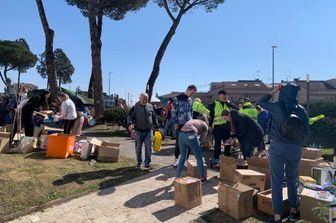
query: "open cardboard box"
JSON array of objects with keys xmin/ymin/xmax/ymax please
[{"xmin": 218, "ymin": 182, "xmax": 257, "ymax": 220}]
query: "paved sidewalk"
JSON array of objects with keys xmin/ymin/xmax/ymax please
[
  {"xmin": 9, "ymin": 137, "xmax": 262, "ymax": 223},
  {"xmin": 10, "ymin": 167, "xmax": 219, "ymax": 223}
]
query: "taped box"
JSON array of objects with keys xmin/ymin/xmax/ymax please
[
  {"xmin": 247, "ymin": 157, "xmax": 271, "ymax": 190},
  {"xmin": 187, "ymin": 160, "xmax": 207, "ymax": 179},
  {"xmin": 174, "ymin": 177, "xmax": 202, "ymax": 209},
  {"xmin": 97, "ymin": 141, "xmax": 121, "ymax": 162},
  {"xmin": 234, "ymin": 169, "xmax": 266, "ymax": 192},
  {"xmin": 302, "ymin": 148, "xmax": 322, "ymax": 160},
  {"xmin": 218, "ymin": 182, "xmax": 255, "ymax": 220},
  {"xmin": 257, "ymin": 187, "xmax": 289, "ymax": 216},
  {"xmin": 219, "ymin": 155, "xmax": 236, "ymax": 182}
]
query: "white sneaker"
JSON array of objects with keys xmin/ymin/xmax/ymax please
[{"xmin": 173, "ymin": 159, "xmax": 179, "ymax": 167}]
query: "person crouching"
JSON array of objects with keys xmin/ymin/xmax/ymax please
[
  {"xmin": 176, "ymin": 114, "xmax": 208, "ymax": 182},
  {"xmin": 221, "ymin": 109, "xmax": 264, "ymax": 159}
]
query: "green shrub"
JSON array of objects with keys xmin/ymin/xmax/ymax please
[
  {"xmin": 103, "ymin": 107, "xmax": 129, "ymax": 127},
  {"xmin": 308, "ymin": 101, "xmax": 336, "ymax": 148}
]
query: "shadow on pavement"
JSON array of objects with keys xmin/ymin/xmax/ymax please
[{"xmin": 123, "ymin": 167, "xmax": 219, "ymax": 222}]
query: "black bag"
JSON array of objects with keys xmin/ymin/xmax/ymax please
[{"xmin": 282, "ymin": 107, "xmax": 305, "ymax": 141}]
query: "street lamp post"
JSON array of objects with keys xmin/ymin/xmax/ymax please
[
  {"xmin": 272, "ymin": 46, "xmax": 277, "ymax": 90},
  {"xmin": 109, "ymin": 72, "xmax": 112, "ymax": 95},
  {"xmin": 306, "ymin": 74, "xmax": 310, "ymax": 115}
]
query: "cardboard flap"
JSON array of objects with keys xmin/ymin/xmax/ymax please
[
  {"xmin": 0, "ymin": 132, "xmax": 11, "ymax": 138},
  {"xmin": 90, "ymin": 137, "xmax": 102, "ymax": 146},
  {"xmin": 101, "ymin": 141, "xmax": 120, "ymax": 148},
  {"xmin": 247, "ymin": 157, "xmax": 269, "ymax": 168},
  {"xmin": 236, "ymin": 169, "xmax": 266, "ymax": 177},
  {"xmin": 232, "ymin": 182, "xmax": 255, "ymax": 195},
  {"xmin": 176, "ymin": 176, "xmax": 200, "ymax": 185},
  {"xmin": 220, "ymin": 155, "xmax": 236, "ymax": 164}
]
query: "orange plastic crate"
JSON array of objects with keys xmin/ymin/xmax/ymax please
[{"xmin": 47, "ymin": 135, "xmax": 75, "ymax": 158}]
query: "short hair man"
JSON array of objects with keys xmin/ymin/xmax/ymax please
[
  {"xmin": 208, "ymin": 89, "xmax": 237, "ymax": 168},
  {"xmin": 171, "ymin": 85, "xmax": 197, "ymax": 167},
  {"xmin": 127, "ymin": 93, "xmax": 158, "ymax": 169}
]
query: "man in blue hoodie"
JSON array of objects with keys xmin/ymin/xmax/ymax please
[{"xmin": 259, "ymin": 83, "xmax": 309, "ymax": 223}]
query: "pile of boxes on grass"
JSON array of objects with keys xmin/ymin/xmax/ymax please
[
  {"xmin": 0, "ymin": 125, "xmax": 121, "ymax": 163},
  {"xmin": 174, "ymin": 148, "xmax": 336, "ymax": 223}
]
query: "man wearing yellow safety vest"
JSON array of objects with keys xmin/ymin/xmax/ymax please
[
  {"xmin": 239, "ymin": 98, "xmax": 258, "ymax": 121},
  {"xmin": 209, "ymin": 90, "xmax": 237, "ymax": 168},
  {"xmin": 192, "ymin": 98, "xmax": 210, "ymax": 119}
]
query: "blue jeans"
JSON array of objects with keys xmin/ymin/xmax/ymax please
[
  {"xmin": 162, "ymin": 118, "xmax": 176, "ymax": 138},
  {"xmin": 269, "ymin": 140, "xmax": 301, "ymax": 215},
  {"xmin": 176, "ymin": 132, "xmax": 205, "ymax": 178},
  {"xmin": 135, "ymin": 130, "xmax": 153, "ymax": 166}
]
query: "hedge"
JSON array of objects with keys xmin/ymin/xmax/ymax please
[{"xmin": 308, "ymin": 101, "xmax": 336, "ymax": 148}]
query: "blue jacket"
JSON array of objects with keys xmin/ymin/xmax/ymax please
[
  {"xmin": 172, "ymin": 94, "xmax": 193, "ymax": 126},
  {"xmin": 257, "ymin": 110, "xmax": 270, "ymax": 132},
  {"xmin": 259, "ymin": 83, "xmax": 309, "ymax": 145}
]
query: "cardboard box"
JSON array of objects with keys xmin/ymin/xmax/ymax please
[
  {"xmin": 0, "ymin": 132, "xmax": 11, "ymax": 138},
  {"xmin": 302, "ymin": 148, "xmax": 323, "ymax": 160},
  {"xmin": 97, "ymin": 141, "xmax": 121, "ymax": 162},
  {"xmin": 234, "ymin": 169, "xmax": 266, "ymax": 192},
  {"xmin": 0, "ymin": 137, "xmax": 10, "ymax": 153},
  {"xmin": 247, "ymin": 157, "xmax": 271, "ymax": 190},
  {"xmin": 187, "ymin": 160, "xmax": 207, "ymax": 178},
  {"xmin": 300, "ymin": 188, "xmax": 333, "ymax": 223},
  {"xmin": 220, "ymin": 155, "xmax": 236, "ymax": 182},
  {"xmin": 299, "ymin": 176, "xmax": 317, "ymax": 185},
  {"xmin": 299, "ymin": 158, "xmax": 324, "ymax": 177},
  {"xmin": 218, "ymin": 182, "xmax": 255, "ymax": 220},
  {"xmin": 312, "ymin": 167, "xmax": 336, "ymax": 185},
  {"xmin": 174, "ymin": 177, "xmax": 202, "ymax": 209},
  {"xmin": 257, "ymin": 187, "xmax": 289, "ymax": 216}
]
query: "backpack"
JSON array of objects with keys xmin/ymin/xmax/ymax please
[{"xmin": 282, "ymin": 106, "xmax": 305, "ymax": 142}]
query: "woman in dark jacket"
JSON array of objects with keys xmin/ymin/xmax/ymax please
[
  {"xmin": 221, "ymin": 109, "xmax": 264, "ymax": 159},
  {"xmin": 21, "ymin": 96, "xmax": 41, "ymax": 136}
]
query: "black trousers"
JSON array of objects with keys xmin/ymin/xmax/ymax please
[
  {"xmin": 64, "ymin": 119, "xmax": 75, "ymax": 134},
  {"xmin": 213, "ymin": 124, "xmax": 231, "ymax": 159}
]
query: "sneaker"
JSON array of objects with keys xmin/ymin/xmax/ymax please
[
  {"xmin": 143, "ymin": 165, "xmax": 152, "ymax": 170},
  {"xmin": 288, "ymin": 211, "xmax": 300, "ymax": 223},
  {"xmin": 135, "ymin": 163, "xmax": 141, "ymax": 169},
  {"xmin": 212, "ymin": 159, "xmax": 220, "ymax": 170},
  {"xmin": 173, "ymin": 159, "xmax": 179, "ymax": 167}
]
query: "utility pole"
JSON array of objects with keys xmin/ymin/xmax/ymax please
[
  {"xmin": 109, "ymin": 72, "xmax": 112, "ymax": 95},
  {"xmin": 306, "ymin": 74, "xmax": 310, "ymax": 116},
  {"xmin": 272, "ymin": 45, "xmax": 277, "ymax": 90}
]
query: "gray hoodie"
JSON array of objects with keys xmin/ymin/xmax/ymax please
[
  {"xmin": 259, "ymin": 83, "xmax": 309, "ymax": 145},
  {"xmin": 127, "ymin": 102, "xmax": 158, "ymax": 131}
]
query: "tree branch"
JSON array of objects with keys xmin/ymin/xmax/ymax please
[
  {"xmin": 163, "ymin": 0, "xmax": 176, "ymax": 22},
  {"xmin": 175, "ymin": 0, "xmax": 183, "ymax": 9},
  {"xmin": 183, "ymin": 0, "xmax": 204, "ymax": 13}
]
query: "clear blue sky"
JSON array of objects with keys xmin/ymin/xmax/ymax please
[{"xmin": 1, "ymin": 0, "xmax": 336, "ymax": 103}]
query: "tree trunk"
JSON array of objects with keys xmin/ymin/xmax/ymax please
[
  {"xmin": 88, "ymin": 73, "xmax": 94, "ymax": 99},
  {"xmin": 36, "ymin": 0, "xmax": 58, "ymax": 99},
  {"xmin": 17, "ymin": 71, "xmax": 21, "ymax": 91},
  {"xmin": 146, "ymin": 16, "xmax": 182, "ymax": 102},
  {"xmin": 59, "ymin": 73, "xmax": 62, "ymax": 88},
  {"xmin": 88, "ymin": 0, "xmax": 104, "ymax": 117}
]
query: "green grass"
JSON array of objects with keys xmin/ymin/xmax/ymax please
[{"xmin": 0, "ymin": 152, "xmax": 151, "ymax": 217}]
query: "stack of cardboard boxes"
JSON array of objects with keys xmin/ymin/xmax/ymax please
[
  {"xmin": 299, "ymin": 148, "xmax": 324, "ymax": 176},
  {"xmin": 298, "ymin": 148, "xmax": 336, "ymax": 223}
]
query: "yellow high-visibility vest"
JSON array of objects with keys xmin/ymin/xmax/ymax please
[{"xmin": 213, "ymin": 100, "xmax": 229, "ymax": 126}]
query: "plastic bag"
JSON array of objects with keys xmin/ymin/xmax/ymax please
[
  {"xmin": 17, "ymin": 137, "xmax": 37, "ymax": 153},
  {"xmin": 153, "ymin": 130, "xmax": 163, "ymax": 152},
  {"xmin": 80, "ymin": 141, "xmax": 91, "ymax": 160}
]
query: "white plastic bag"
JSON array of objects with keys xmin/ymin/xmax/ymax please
[
  {"xmin": 80, "ymin": 141, "xmax": 91, "ymax": 160},
  {"xmin": 17, "ymin": 137, "xmax": 37, "ymax": 153}
]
